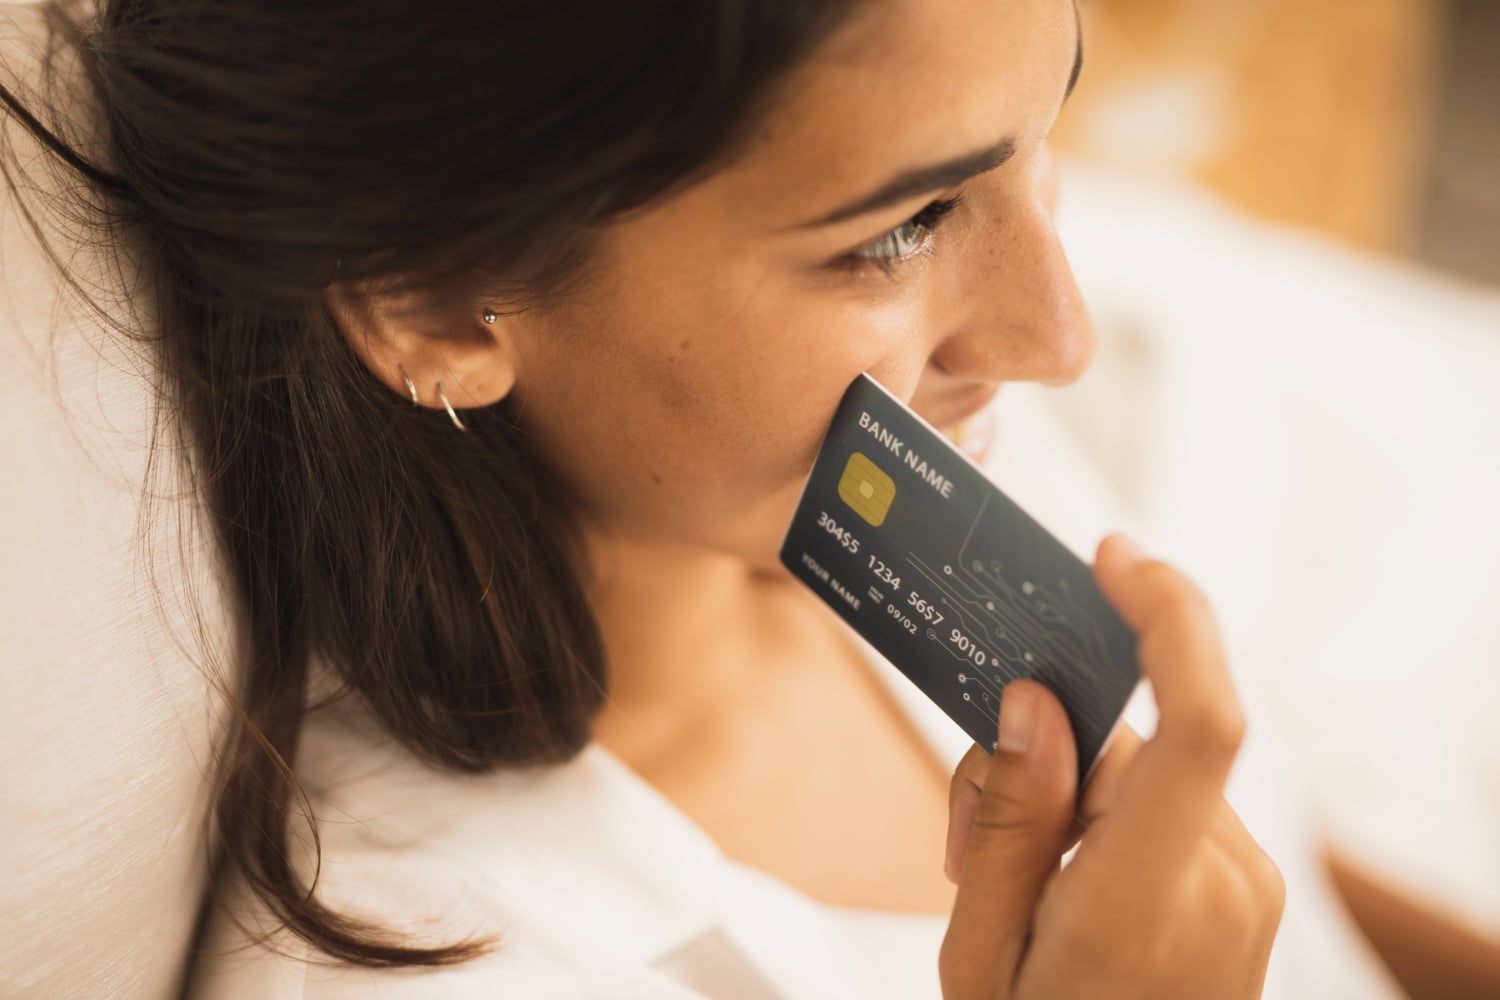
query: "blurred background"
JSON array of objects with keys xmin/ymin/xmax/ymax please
[
  {"xmin": 1022, "ymin": 1, "xmax": 1500, "ymax": 995},
  {"xmin": 1053, "ymin": 0, "xmax": 1498, "ymax": 285}
]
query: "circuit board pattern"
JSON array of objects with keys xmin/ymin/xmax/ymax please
[
  {"xmin": 903, "ymin": 492, "xmax": 1121, "ymax": 748},
  {"xmin": 780, "ymin": 372, "xmax": 1139, "ymax": 782}
]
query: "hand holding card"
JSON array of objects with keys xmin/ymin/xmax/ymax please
[
  {"xmin": 781, "ymin": 372, "xmax": 1281, "ymax": 997},
  {"xmin": 778, "ymin": 371, "xmax": 1141, "ymax": 784},
  {"xmin": 937, "ymin": 533, "xmax": 1279, "ymax": 1000}
]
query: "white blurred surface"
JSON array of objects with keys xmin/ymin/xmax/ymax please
[
  {"xmin": 2, "ymin": 5, "xmax": 231, "ymax": 996},
  {"xmin": 1049, "ymin": 161, "xmax": 1500, "ymax": 941}
]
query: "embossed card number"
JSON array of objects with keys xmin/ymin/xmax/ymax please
[{"xmin": 779, "ymin": 372, "xmax": 1140, "ymax": 782}]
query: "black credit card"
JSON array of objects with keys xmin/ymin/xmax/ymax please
[{"xmin": 779, "ymin": 372, "xmax": 1139, "ymax": 782}]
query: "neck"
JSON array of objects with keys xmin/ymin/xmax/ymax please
[{"xmin": 580, "ymin": 523, "xmax": 806, "ymax": 762}]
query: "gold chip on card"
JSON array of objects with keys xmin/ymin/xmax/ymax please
[{"xmin": 838, "ymin": 451, "xmax": 895, "ymax": 526}]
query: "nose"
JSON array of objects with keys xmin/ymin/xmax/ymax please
[{"xmin": 926, "ymin": 161, "xmax": 1096, "ymax": 387}]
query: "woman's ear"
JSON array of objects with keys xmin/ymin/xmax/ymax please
[{"xmin": 322, "ymin": 280, "xmax": 520, "ymax": 411}]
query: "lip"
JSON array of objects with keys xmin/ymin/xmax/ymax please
[{"xmin": 928, "ymin": 384, "xmax": 1002, "ymax": 430}]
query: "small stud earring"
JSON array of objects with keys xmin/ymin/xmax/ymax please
[
  {"xmin": 481, "ymin": 308, "xmax": 498, "ymax": 324},
  {"xmin": 436, "ymin": 381, "xmax": 467, "ymax": 431},
  {"xmin": 396, "ymin": 363, "xmax": 420, "ymax": 405}
]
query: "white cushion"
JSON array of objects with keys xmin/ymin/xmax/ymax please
[{"xmin": 2, "ymin": 5, "xmax": 232, "ymax": 995}]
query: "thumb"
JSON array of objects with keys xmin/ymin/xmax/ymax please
[{"xmin": 940, "ymin": 679, "xmax": 1078, "ymax": 996}]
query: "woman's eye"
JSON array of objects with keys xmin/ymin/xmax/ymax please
[{"xmin": 843, "ymin": 194, "xmax": 964, "ymax": 274}]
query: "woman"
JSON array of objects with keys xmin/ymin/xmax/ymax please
[{"xmin": 2, "ymin": 0, "xmax": 1285, "ymax": 995}]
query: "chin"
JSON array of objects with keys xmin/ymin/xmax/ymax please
[
  {"xmin": 747, "ymin": 549, "xmax": 794, "ymax": 580},
  {"xmin": 702, "ymin": 499, "xmax": 799, "ymax": 581},
  {"xmin": 716, "ymin": 515, "xmax": 793, "ymax": 578}
]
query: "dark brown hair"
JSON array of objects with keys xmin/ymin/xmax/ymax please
[{"xmin": 1, "ymin": 0, "xmax": 856, "ymax": 968}]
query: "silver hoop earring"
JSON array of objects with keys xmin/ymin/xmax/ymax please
[
  {"xmin": 481, "ymin": 308, "xmax": 498, "ymax": 324},
  {"xmin": 397, "ymin": 363, "xmax": 419, "ymax": 405},
  {"xmin": 436, "ymin": 381, "xmax": 467, "ymax": 431}
]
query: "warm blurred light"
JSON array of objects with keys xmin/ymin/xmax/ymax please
[
  {"xmin": 1417, "ymin": 0, "xmax": 1500, "ymax": 286},
  {"xmin": 1055, "ymin": 0, "xmax": 1498, "ymax": 284}
]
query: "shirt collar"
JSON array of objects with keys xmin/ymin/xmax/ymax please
[{"xmin": 296, "ymin": 702, "xmax": 729, "ymax": 968}]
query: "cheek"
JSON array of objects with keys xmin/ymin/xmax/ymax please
[
  {"xmin": 519, "ymin": 257, "xmax": 934, "ymax": 556},
  {"xmin": 701, "ymin": 280, "xmax": 931, "ymax": 484}
]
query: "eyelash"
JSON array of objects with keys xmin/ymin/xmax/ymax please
[{"xmin": 839, "ymin": 194, "xmax": 965, "ymax": 277}]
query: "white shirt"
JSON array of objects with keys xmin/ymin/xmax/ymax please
[
  {"xmin": 188, "ymin": 648, "xmax": 959, "ymax": 998},
  {"xmin": 187, "ymin": 381, "xmax": 1410, "ymax": 998},
  {"xmin": 186, "ymin": 566, "xmax": 973, "ymax": 999}
]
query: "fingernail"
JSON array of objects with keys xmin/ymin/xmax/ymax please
[{"xmin": 996, "ymin": 684, "xmax": 1037, "ymax": 755}]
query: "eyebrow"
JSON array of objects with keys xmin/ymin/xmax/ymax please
[{"xmin": 800, "ymin": 17, "xmax": 1085, "ymax": 230}]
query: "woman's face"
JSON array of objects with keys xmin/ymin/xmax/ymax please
[{"xmin": 502, "ymin": 0, "xmax": 1091, "ymax": 573}]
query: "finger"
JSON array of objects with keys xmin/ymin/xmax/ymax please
[
  {"xmin": 945, "ymin": 744, "xmax": 989, "ymax": 884},
  {"xmin": 1075, "ymin": 709, "xmax": 1279, "ymax": 963},
  {"xmin": 1083, "ymin": 534, "xmax": 1246, "ymax": 885},
  {"xmin": 1076, "ymin": 722, "xmax": 1142, "ymax": 824},
  {"xmin": 940, "ymin": 679, "xmax": 1076, "ymax": 994},
  {"xmin": 1078, "ymin": 723, "xmax": 1253, "ymax": 863},
  {"xmin": 949, "ymin": 696, "xmax": 1114, "ymax": 885},
  {"xmin": 1207, "ymin": 797, "xmax": 1285, "ymax": 923},
  {"xmin": 1040, "ymin": 723, "xmax": 1142, "ymax": 855},
  {"xmin": 950, "ymin": 714, "xmax": 1142, "ymax": 883}
]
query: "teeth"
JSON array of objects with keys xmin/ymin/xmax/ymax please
[
  {"xmin": 942, "ymin": 414, "xmax": 977, "ymax": 445},
  {"xmin": 944, "ymin": 410, "xmax": 995, "ymax": 461}
]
